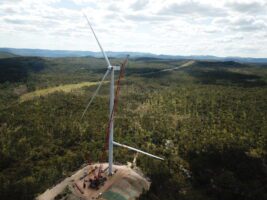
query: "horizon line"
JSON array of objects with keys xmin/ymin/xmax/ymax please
[{"xmin": 0, "ymin": 46, "xmax": 267, "ymax": 59}]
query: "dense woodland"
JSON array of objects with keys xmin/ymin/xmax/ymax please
[{"xmin": 0, "ymin": 55, "xmax": 267, "ymax": 200}]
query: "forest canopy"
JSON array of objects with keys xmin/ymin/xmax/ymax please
[{"xmin": 0, "ymin": 56, "xmax": 266, "ymax": 200}]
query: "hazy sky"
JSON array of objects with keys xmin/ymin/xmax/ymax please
[{"xmin": 0, "ymin": 0, "xmax": 267, "ymax": 57}]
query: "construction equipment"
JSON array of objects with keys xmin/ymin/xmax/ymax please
[{"xmin": 89, "ymin": 176, "xmax": 107, "ymax": 190}]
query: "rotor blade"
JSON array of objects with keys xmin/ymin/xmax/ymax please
[
  {"xmin": 83, "ymin": 13, "xmax": 111, "ymax": 67},
  {"xmin": 113, "ymin": 141, "xmax": 164, "ymax": 160},
  {"xmin": 81, "ymin": 69, "xmax": 110, "ymax": 120}
]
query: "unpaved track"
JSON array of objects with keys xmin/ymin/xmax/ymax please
[{"xmin": 139, "ymin": 60, "xmax": 195, "ymax": 75}]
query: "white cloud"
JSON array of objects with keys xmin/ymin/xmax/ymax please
[
  {"xmin": 130, "ymin": 0, "xmax": 149, "ymax": 11},
  {"xmin": 0, "ymin": 0, "xmax": 266, "ymax": 57},
  {"xmin": 158, "ymin": 1, "xmax": 227, "ymax": 17},
  {"xmin": 226, "ymin": 0, "xmax": 267, "ymax": 14}
]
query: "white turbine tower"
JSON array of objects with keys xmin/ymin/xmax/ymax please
[{"xmin": 82, "ymin": 14, "xmax": 163, "ymax": 176}]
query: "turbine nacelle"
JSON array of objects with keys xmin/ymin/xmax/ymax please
[{"xmin": 108, "ymin": 65, "xmax": 120, "ymax": 71}]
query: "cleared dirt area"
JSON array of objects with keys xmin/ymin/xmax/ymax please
[
  {"xmin": 20, "ymin": 81, "xmax": 108, "ymax": 102},
  {"xmin": 36, "ymin": 163, "xmax": 150, "ymax": 200}
]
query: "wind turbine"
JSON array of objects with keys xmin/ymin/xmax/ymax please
[{"xmin": 82, "ymin": 14, "xmax": 163, "ymax": 176}]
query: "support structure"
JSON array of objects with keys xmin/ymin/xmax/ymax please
[
  {"xmin": 82, "ymin": 15, "xmax": 164, "ymax": 178},
  {"xmin": 108, "ymin": 67, "xmax": 114, "ymax": 175}
]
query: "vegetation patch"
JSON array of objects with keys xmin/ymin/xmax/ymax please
[{"xmin": 20, "ymin": 81, "xmax": 107, "ymax": 102}]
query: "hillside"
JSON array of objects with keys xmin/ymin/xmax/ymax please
[
  {"xmin": 0, "ymin": 51, "xmax": 18, "ymax": 59},
  {"xmin": 1, "ymin": 48, "xmax": 267, "ymax": 63},
  {"xmin": 0, "ymin": 56, "xmax": 266, "ymax": 200}
]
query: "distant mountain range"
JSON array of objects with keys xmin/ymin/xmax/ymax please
[{"xmin": 1, "ymin": 47, "xmax": 267, "ymax": 63}]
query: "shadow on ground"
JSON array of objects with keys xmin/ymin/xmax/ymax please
[
  {"xmin": 187, "ymin": 145, "xmax": 267, "ymax": 200},
  {"xmin": 0, "ymin": 57, "xmax": 46, "ymax": 83}
]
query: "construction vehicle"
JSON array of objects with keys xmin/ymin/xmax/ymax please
[{"xmin": 88, "ymin": 165, "xmax": 108, "ymax": 189}]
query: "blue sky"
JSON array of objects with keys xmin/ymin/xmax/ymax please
[{"xmin": 0, "ymin": 0, "xmax": 267, "ymax": 57}]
